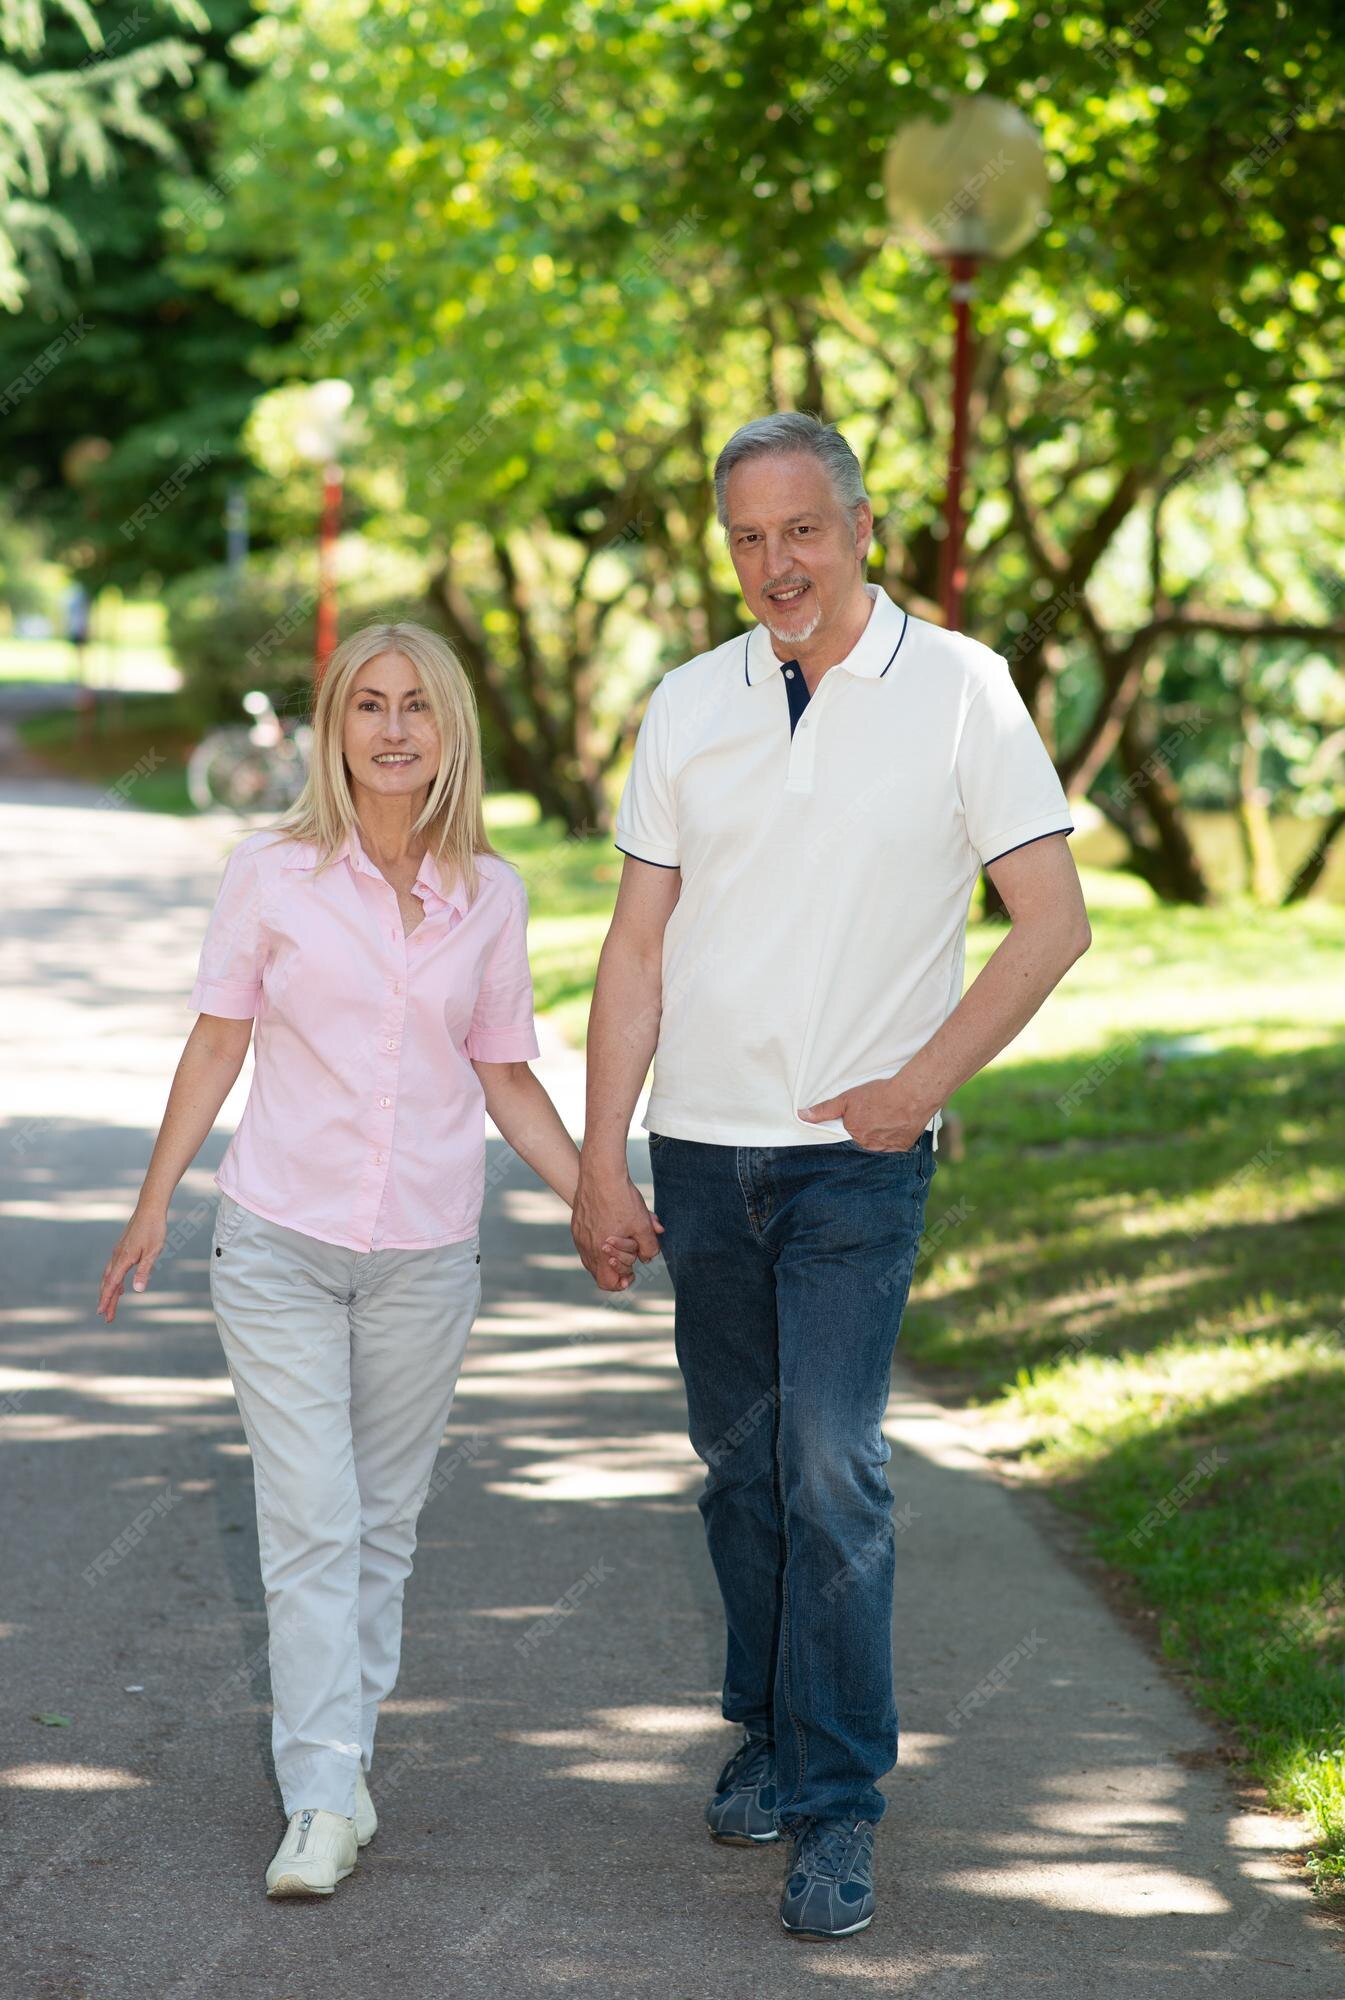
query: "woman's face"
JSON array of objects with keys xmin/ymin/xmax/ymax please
[{"xmin": 342, "ymin": 651, "xmax": 441, "ymax": 797}]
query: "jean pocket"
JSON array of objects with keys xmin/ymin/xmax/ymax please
[{"xmin": 646, "ymin": 1131, "xmax": 671, "ymax": 1152}]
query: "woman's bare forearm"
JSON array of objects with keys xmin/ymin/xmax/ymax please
[
  {"xmin": 475, "ymin": 1062, "xmax": 583, "ymax": 1207},
  {"xmin": 138, "ymin": 1023, "xmax": 248, "ymax": 1214}
]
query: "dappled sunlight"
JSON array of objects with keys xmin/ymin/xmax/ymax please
[
  {"xmin": 1, "ymin": 1415, "xmax": 169, "ymax": 1441},
  {"xmin": 486, "ymin": 1430, "xmax": 699, "ymax": 1502},
  {"xmin": 461, "ymin": 1338, "xmax": 676, "ymax": 1375},
  {"xmin": 0, "ymin": 1764, "xmax": 149, "ymax": 1791},
  {"xmin": 457, "ymin": 1372, "xmax": 673, "ymax": 1402},
  {"xmin": 0, "ymin": 1364, "xmax": 235, "ymax": 1409},
  {"xmin": 946, "ymin": 1859, "xmax": 1231, "ymax": 1916}
]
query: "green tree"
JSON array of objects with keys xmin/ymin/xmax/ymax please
[
  {"xmin": 194, "ymin": 0, "xmax": 1345, "ymax": 878},
  {"xmin": 0, "ymin": 0, "xmax": 299, "ymax": 594}
]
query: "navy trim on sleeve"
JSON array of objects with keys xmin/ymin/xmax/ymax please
[
  {"xmin": 615, "ymin": 843, "xmax": 680, "ymax": 871},
  {"xmin": 983, "ymin": 825, "xmax": 1075, "ymax": 866}
]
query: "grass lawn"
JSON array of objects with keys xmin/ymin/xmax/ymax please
[
  {"xmin": 14, "ymin": 707, "xmax": 1345, "ymax": 1886},
  {"xmin": 491, "ymin": 805, "xmax": 1345, "ymax": 1898},
  {"xmin": 17, "ymin": 694, "xmax": 198, "ymax": 814}
]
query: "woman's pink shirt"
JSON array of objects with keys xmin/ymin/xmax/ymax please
[{"xmin": 189, "ymin": 824, "xmax": 540, "ymax": 1251}]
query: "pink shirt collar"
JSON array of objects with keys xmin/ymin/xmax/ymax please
[{"xmin": 281, "ymin": 823, "xmax": 470, "ymax": 919}]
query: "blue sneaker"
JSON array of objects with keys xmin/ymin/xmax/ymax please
[
  {"xmin": 779, "ymin": 1816, "xmax": 877, "ymax": 1938},
  {"xmin": 705, "ymin": 1730, "xmax": 780, "ymax": 1845}
]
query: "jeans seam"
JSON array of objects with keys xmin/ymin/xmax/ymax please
[{"xmin": 773, "ymin": 1406, "xmax": 809, "ymax": 1826}]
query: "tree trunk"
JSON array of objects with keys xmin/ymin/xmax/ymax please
[
  {"xmin": 1234, "ymin": 696, "xmax": 1281, "ymax": 903},
  {"xmin": 1114, "ymin": 707, "xmax": 1212, "ymax": 904},
  {"xmin": 1282, "ymin": 804, "xmax": 1345, "ymax": 903}
]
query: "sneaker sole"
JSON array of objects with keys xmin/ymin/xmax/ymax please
[
  {"xmin": 266, "ymin": 1862, "xmax": 355, "ymax": 1898},
  {"xmin": 708, "ymin": 1827, "xmax": 781, "ymax": 1846},
  {"xmin": 781, "ymin": 1912, "xmax": 873, "ymax": 1939}
]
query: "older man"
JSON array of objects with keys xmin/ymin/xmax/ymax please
[{"xmin": 573, "ymin": 412, "xmax": 1090, "ymax": 1940}]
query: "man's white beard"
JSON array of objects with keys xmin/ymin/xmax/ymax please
[{"xmin": 762, "ymin": 601, "xmax": 823, "ymax": 645}]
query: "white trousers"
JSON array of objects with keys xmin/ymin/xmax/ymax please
[{"xmin": 208, "ymin": 1191, "xmax": 481, "ymax": 1817}]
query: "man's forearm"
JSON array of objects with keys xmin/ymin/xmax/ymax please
[
  {"xmin": 583, "ymin": 935, "xmax": 662, "ymax": 1168},
  {"xmin": 896, "ymin": 913, "xmax": 1090, "ymax": 1121}
]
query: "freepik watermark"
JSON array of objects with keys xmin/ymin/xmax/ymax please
[
  {"xmin": 1222, "ymin": 101, "xmax": 1311, "ymax": 198},
  {"xmin": 782, "ymin": 30, "xmax": 885, "ymax": 123},
  {"xmin": 821, "ymin": 1505, "xmax": 920, "ymax": 1603},
  {"xmin": 0, "ymin": 316, "xmax": 93, "ymax": 416},
  {"xmin": 299, "ymin": 269, "xmax": 398, "ymax": 361},
  {"xmin": 426, "ymin": 383, "xmax": 530, "ymax": 494},
  {"xmin": 1092, "ymin": 0, "xmax": 1167, "ymax": 71},
  {"xmin": 614, "ymin": 208, "xmax": 703, "ymax": 300},
  {"xmin": 946, "ymin": 1629, "xmax": 1047, "ymax": 1730},
  {"xmin": 1056, "ymin": 1033, "xmax": 1141, "ymax": 1114},
  {"xmin": 1003, "ymin": 584, "xmax": 1082, "ymax": 665},
  {"xmin": 1128, "ymin": 1450, "xmax": 1227, "ymax": 1547},
  {"xmin": 875, "ymin": 1196, "xmax": 974, "ymax": 1298},
  {"xmin": 120, "ymin": 443, "xmax": 216, "ymax": 543},
  {"xmin": 94, "ymin": 749, "xmax": 168, "ymax": 809},
  {"xmin": 82, "ymin": 1484, "xmax": 182, "ymax": 1584},
  {"xmin": 514, "ymin": 1559, "xmax": 614, "ymax": 1659},
  {"xmin": 1101, "ymin": 715, "xmax": 1204, "ymax": 813}
]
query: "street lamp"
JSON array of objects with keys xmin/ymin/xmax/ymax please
[
  {"xmin": 293, "ymin": 379, "xmax": 354, "ymax": 681},
  {"xmin": 884, "ymin": 96, "xmax": 1049, "ymax": 630}
]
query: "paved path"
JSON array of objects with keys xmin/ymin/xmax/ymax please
[{"xmin": 1, "ymin": 776, "xmax": 1342, "ymax": 1998}]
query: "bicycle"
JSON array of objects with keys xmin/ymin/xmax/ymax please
[{"xmin": 187, "ymin": 691, "xmax": 314, "ymax": 816}]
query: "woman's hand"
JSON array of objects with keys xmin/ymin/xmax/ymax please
[
  {"xmin": 601, "ymin": 1235, "xmax": 645, "ymax": 1290},
  {"xmin": 97, "ymin": 1205, "xmax": 167, "ymax": 1323}
]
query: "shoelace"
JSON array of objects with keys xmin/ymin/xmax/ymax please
[
  {"xmin": 796, "ymin": 1818, "xmax": 866, "ymax": 1880},
  {"xmin": 718, "ymin": 1732, "xmax": 773, "ymax": 1793}
]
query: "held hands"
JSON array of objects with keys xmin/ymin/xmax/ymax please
[
  {"xmin": 96, "ymin": 1205, "xmax": 167, "ymax": 1324},
  {"xmin": 799, "ymin": 1079, "xmax": 927, "ymax": 1153},
  {"xmin": 572, "ymin": 1161, "xmax": 665, "ymax": 1293}
]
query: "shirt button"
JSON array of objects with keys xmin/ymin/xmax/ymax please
[
  {"xmin": 375, "ymin": 1153, "xmax": 384, "ymax": 1164},
  {"xmin": 386, "ymin": 1039, "xmax": 397, "ymax": 1050},
  {"xmin": 784, "ymin": 668, "xmax": 794, "ymax": 679},
  {"xmin": 380, "ymin": 1096, "xmax": 391, "ymax": 1108},
  {"xmin": 393, "ymin": 982, "xmax": 402, "ymax": 994}
]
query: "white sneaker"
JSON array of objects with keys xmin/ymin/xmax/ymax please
[
  {"xmin": 355, "ymin": 1766, "xmax": 377, "ymax": 1847},
  {"xmin": 265, "ymin": 1807, "xmax": 358, "ymax": 1897}
]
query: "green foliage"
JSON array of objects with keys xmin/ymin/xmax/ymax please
[
  {"xmin": 0, "ymin": 0, "xmax": 209, "ymax": 310},
  {"xmin": 161, "ymin": 533, "xmax": 436, "ymax": 719}
]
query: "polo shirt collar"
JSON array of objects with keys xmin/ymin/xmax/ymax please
[
  {"xmin": 744, "ymin": 582, "xmax": 908, "ymax": 686},
  {"xmin": 282, "ymin": 823, "xmax": 469, "ymax": 917}
]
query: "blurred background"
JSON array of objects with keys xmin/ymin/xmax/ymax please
[{"xmin": 2, "ymin": 0, "xmax": 1342, "ymax": 1906}]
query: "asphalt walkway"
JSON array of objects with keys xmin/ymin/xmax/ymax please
[{"xmin": 1, "ymin": 760, "xmax": 1341, "ymax": 1998}]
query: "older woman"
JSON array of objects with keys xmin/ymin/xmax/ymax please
[{"xmin": 97, "ymin": 621, "xmax": 645, "ymax": 1897}]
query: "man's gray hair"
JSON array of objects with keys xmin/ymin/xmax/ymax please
[{"xmin": 713, "ymin": 412, "xmax": 869, "ymax": 528}]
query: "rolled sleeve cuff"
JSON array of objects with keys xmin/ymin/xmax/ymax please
[
  {"xmin": 465, "ymin": 1025, "xmax": 542, "ymax": 1062},
  {"xmin": 189, "ymin": 978, "xmax": 259, "ymax": 1019},
  {"xmin": 979, "ymin": 814, "xmax": 1075, "ymax": 867},
  {"xmin": 614, "ymin": 838, "xmax": 680, "ymax": 870}
]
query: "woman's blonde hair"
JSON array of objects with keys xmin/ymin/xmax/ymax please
[{"xmin": 245, "ymin": 620, "xmax": 497, "ymax": 903}]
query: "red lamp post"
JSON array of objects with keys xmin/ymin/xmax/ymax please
[
  {"xmin": 884, "ymin": 97, "xmax": 1050, "ymax": 632},
  {"xmin": 294, "ymin": 380, "xmax": 354, "ymax": 687}
]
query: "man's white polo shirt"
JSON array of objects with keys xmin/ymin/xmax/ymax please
[{"xmin": 614, "ymin": 582, "xmax": 1075, "ymax": 1150}]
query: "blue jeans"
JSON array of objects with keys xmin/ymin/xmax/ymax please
[{"xmin": 649, "ymin": 1129, "xmax": 936, "ymax": 1831}]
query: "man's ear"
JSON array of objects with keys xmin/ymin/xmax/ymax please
[{"xmin": 854, "ymin": 499, "xmax": 874, "ymax": 567}]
